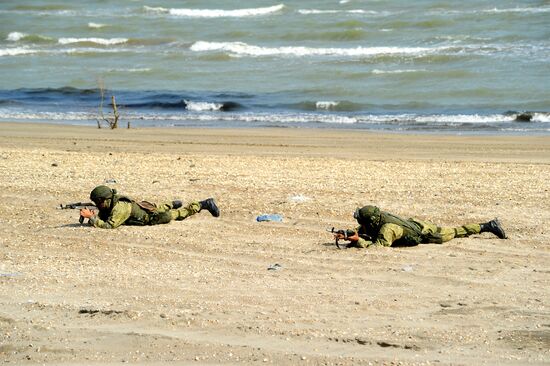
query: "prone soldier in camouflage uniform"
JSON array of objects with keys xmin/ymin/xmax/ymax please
[
  {"xmin": 80, "ymin": 185, "xmax": 220, "ymax": 229},
  {"xmin": 337, "ymin": 205, "xmax": 506, "ymax": 248}
]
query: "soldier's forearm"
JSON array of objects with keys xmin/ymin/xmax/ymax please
[
  {"xmin": 89, "ymin": 216, "xmax": 115, "ymax": 229},
  {"xmin": 356, "ymin": 237, "xmax": 373, "ymax": 248}
]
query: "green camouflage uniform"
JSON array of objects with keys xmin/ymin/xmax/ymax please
[
  {"xmin": 89, "ymin": 194, "xmax": 201, "ymax": 229},
  {"xmin": 352, "ymin": 206, "xmax": 481, "ymax": 248}
]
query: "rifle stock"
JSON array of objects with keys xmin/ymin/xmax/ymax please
[{"xmin": 327, "ymin": 227, "xmax": 371, "ymax": 249}]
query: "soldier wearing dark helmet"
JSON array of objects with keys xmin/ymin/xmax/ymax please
[
  {"xmin": 80, "ymin": 185, "xmax": 220, "ymax": 229},
  {"xmin": 337, "ymin": 205, "xmax": 506, "ymax": 248}
]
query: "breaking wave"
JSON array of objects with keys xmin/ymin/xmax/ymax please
[
  {"xmin": 6, "ymin": 32, "xmax": 53, "ymax": 43},
  {"xmin": 106, "ymin": 67, "xmax": 152, "ymax": 73},
  {"xmin": 1, "ymin": 109, "xmax": 548, "ymax": 132},
  {"xmin": 481, "ymin": 7, "xmax": 550, "ymax": 14},
  {"xmin": 372, "ymin": 69, "xmax": 427, "ymax": 74},
  {"xmin": 190, "ymin": 41, "xmax": 432, "ymax": 57},
  {"xmin": 298, "ymin": 9, "xmax": 382, "ymax": 15},
  {"xmin": 6, "ymin": 32, "xmax": 26, "ymax": 41},
  {"xmin": 143, "ymin": 4, "xmax": 284, "ymax": 18},
  {"xmin": 0, "ymin": 87, "xmax": 547, "ymax": 133},
  {"xmin": 289, "ymin": 100, "xmax": 363, "ymax": 111},
  {"xmin": 121, "ymin": 100, "xmax": 243, "ymax": 111},
  {"xmin": 185, "ymin": 101, "xmax": 224, "ymax": 111},
  {"xmin": 316, "ymin": 101, "xmax": 339, "ymax": 110},
  {"xmin": 0, "ymin": 47, "xmax": 38, "ymax": 57},
  {"xmin": 533, "ymin": 113, "xmax": 550, "ymax": 123},
  {"xmin": 88, "ymin": 22, "xmax": 107, "ymax": 29},
  {"xmin": 58, "ymin": 37, "xmax": 128, "ymax": 45}
]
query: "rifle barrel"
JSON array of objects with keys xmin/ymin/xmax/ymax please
[{"xmin": 59, "ymin": 202, "xmax": 96, "ymax": 209}]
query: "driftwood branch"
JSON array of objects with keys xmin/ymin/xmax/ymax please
[
  {"xmin": 96, "ymin": 79, "xmax": 123, "ymax": 129},
  {"xmin": 110, "ymin": 95, "xmax": 119, "ymax": 129}
]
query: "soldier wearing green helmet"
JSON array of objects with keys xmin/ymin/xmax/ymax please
[
  {"xmin": 335, "ymin": 205, "xmax": 506, "ymax": 248},
  {"xmin": 81, "ymin": 185, "xmax": 220, "ymax": 229}
]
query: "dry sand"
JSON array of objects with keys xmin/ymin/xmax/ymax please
[{"xmin": 0, "ymin": 122, "xmax": 549, "ymax": 365}]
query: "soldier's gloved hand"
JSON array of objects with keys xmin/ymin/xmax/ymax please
[
  {"xmin": 80, "ymin": 207, "xmax": 96, "ymax": 219},
  {"xmin": 347, "ymin": 232, "xmax": 360, "ymax": 242},
  {"xmin": 334, "ymin": 232, "xmax": 346, "ymax": 241}
]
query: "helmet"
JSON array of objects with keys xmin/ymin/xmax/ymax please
[
  {"xmin": 354, "ymin": 205, "xmax": 381, "ymax": 227},
  {"xmin": 90, "ymin": 185, "xmax": 114, "ymax": 202}
]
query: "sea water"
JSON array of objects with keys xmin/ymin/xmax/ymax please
[{"xmin": 0, "ymin": 0, "xmax": 549, "ymax": 133}]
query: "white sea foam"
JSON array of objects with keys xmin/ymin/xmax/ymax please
[
  {"xmin": 190, "ymin": 41, "xmax": 432, "ymax": 57},
  {"xmin": 185, "ymin": 101, "xmax": 224, "ymax": 111},
  {"xmin": 337, "ymin": 113, "xmax": 518, "ymax": 124},
  {"xmin": 65, "ymin": 48, "xmax": 127, "ymax": 55},
  {"xmin": 429, "ymin": 6, "xmax": 550, "ymax": 16},
  {"xmin": 145, "ymin": 4, "xmax": 284, "ymax": 17},
  {"xmin": 88, "ymin": 22, "xmax": 106, "ymax": 29},
  {"xmin": 532, "ymin": 113, "xmax": 550, "ymax": 123},
  {"xmin": 9, "ymin": 9, "xmax": 77, "ymax": 16},
  {"xmin": 372, "ymin": 69, "xmax": 426, "ymax": 74},
  {"xmin": 316, "ymin": 101, "xmax": 339, "ymax": 110},
  {"xmin": 6, "ymin": 31, "xmax": 52, "ymax": 42},
  {"xmin": 0, "ymin": 110, "xmax": 94, "ymax": 121},
  {"xmin": 2, "ymin": 108, "xmax": 543, "ymax": 129},
  {"xmin": 143, "ymin": 6, "xmax": 168, "ymax": 14},
  {"xmin": 7, "ymin": 32, "xmax": 26, "ymax": 41},
  {"xmin": 132, "ymin": 111, "xmax": 546, "ymax": 125},
  {"xmin": 298, "ymin": 9, "xmax": 378, "ymax": 15},
  {"xmin": 218, "ymin": 113, "xmax": 359, "ymax": 124},
  {"xmin": 482, "ymin": 7, "xmax": 550, "ymax": 14},
  {"xmin": 141, "ymin": 112, "xmax": 360, "ymax": 125},
  {"xmin": 107, "ymin": 67, "xmax": 151, "ymax": 73},
  {"xmin": 58, "ymin": 37, "xmax": 128, "ymax": 45},
  {"xmin": 0, "ymin": 109, "xmax": 356, "ymax": 125},
  {"xmin": 433, "ymin": 35, "xmax": 493, "ymax": 44},
  {"xmin": 414, "ymin": 114, "xmax": 515, "ymax": 123},
  {"xmin": 0, "ymin": 48, "xmax": 37, "ymax": 57}
]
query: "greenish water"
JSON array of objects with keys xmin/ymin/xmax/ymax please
[{"xmin": 1, "ymin": 1, "xmax": 549, "ymax": 132}]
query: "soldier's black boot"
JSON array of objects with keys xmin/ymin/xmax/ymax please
[
  {"xmin": 199, "ymin": 198, "xmax": 220, "ymax": 217},
  {"xmin": 172, "ymin": 200, "xmax": 183, "ymax": 209},
  {"xmin": 480, "ymin": 218, "xmax": 507, "ymax": 239}
]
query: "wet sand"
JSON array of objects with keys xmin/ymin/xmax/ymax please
[{"xmin": 0, "ymin": 122, "xmax": 549, "ymax": 365}]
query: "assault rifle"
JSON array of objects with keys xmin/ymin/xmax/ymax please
[
  {"xmin": 327, "ymin": 227, "xmax": 372, "ymax": 249},
  {"xmin": 59, "ymin": 202, "xmax": 96, "ymax": 224}
]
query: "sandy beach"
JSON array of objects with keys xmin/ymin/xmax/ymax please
[{"xmin": 0, "ymin": 122, "xmax": 549, "ymax": 365}]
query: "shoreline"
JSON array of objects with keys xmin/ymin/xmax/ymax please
[
  {"xmin": 2, "ymin": 117, "xmax": 549, "ymax": 137},
  {"xmin": 1, "ymin": 121, "xmax": 549, "ymax": 163}
]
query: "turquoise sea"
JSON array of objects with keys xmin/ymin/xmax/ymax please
[{"xmin": 1, "ymin": 1, "xmax": 549, "ymax": 133}]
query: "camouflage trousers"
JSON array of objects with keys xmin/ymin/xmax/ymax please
[
  {"xmin": 412, "ymin": 219, "xmax": 481, "ymax": 243},
  {"xmin": 155, "ymin": 201, "xmax": 201, "ymax": 221}
]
